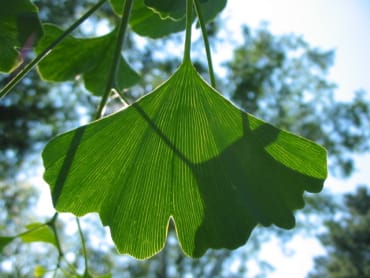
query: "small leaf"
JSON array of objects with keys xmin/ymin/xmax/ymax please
[
  {"xmin": 0, "ymin": 236, "xmax": 15, "ymax": 252},
  {"xmin": 42, "ymin": 61, "xmax": 327, "ymax": 259},
  {"xmin": 34, "ymin": 265, "xmax": 46, "ymax": 277},
  {"xmin": 36, "ymin": 24, "xmax": 140, "ymax": 96},
  {"xmin": 20, "ymin": 222, "xmax": 57, "ymax": 247},
  {"xmin": 0, "ymin": 0, "xmax": 43, "ymax": 73}
]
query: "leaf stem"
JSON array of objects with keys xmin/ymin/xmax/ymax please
[
  {"xmin": 76, "ymin": 218, "xmax": 89, "ymax": 276},
  {"xmin": 183, "ymin": 0, "xmax": 194, "ymax": 63},
  {"xmin": 0, "ymin": 0, "xmax": 107, "ymax": 100},
  {"xmin": 47, "ymin": 213, "xmax": 64, "ymax": 267},
  {"xmin": 193, "ymin": 0, "xmax": 216, "ymax": 88},
  {"xmin": 95, "ymin": 0, "xmax": 133, "ymax": 119}
]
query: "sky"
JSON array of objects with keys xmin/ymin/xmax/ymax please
[{"xmin": 220, "ymin": 1, "xmax": 370, "ymax": 277}]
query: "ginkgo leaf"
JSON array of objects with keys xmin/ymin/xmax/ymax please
[
  {"xmin": 144, "ymin": 0, "xmax": 226, "ymax": 21},
  {"xmin": 42, "ymin": 60, "xmax": 327, "ymax": 259},
  {"xmin": 112, "ymin": 0, "xmax": 226, "ymax": 38},
  {"xmin": 36, "ymin": 24, "xmax": 140, "ymax": 96},
  {"xmin": 0, "ymin": 0, "xmax": 43, "ymax": 73}
]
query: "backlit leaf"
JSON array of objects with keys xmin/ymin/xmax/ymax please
[
  {"xmin": 36, "ymin": 24, "xmax": 140, "ymax": 96},
  {"xmin": 0, "ymin": 0, "xmax": 43, "ymax": 73},
  {"xmin": 42, "ymin": 61, "xmax": 327, "ymax": 259}
]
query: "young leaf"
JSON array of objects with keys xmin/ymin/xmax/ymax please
[
  {"xmin": 0, "ymin": 223, "xmax": 56, "ymax": 252},
  {"xmin": 19, "ymin": 223, "xmax": 57, "ymax": 247},
  {"xmin": 33, "ymin": 265, "xmax": 46, "ymax": 277},
  {"xmin": 36, "ymin": 24, "xmax": 140, "ymax": 96},
  {"xmin": 42, "ymin": 61, "xmax": 327, "ymax": 259},
  {"xmin": 0, "ymin": 0, "xmax": 43, "ymax": 73}
]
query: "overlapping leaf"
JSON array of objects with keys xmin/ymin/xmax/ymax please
[
  {"xmin": 42, "ymin": 61, "xmax": 327, "ymax": 259},
  {"xmin": 0, "ymin": 0, "xmax": 43, "ymax": 73},
  {"xmin": 36, "ymin": 24, "xmax": 140, "ymax": 96},
  {"xmin": 144, "ymin": 0, "xmax": 186, "ymax": 20},
  {"xmin": 110, "ymin": 0, "xmax": 226, "ymax": 38}
]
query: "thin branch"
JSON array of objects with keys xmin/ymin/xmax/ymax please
[
  {"xmin": 76, "ymin": 218, "xmax": 89, "ymax": 276},
  {"xmin": 183, "ymin": 0, "xmax": 194, "ymax": 62},
  {"xmin": 95, "ymin": 0, "xmax": 134, "ymax": 119},
  {"xmin": 193, "ymin": 0, "xmax": 216, "ymax": 88}
]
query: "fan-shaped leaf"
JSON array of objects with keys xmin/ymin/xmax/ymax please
[
  {"xmin": 36, "ymin": 24, "xmax": 140, "ymax": 96},
  {"xmin": 42, "ymin": 61, "xmax": 327, "ymax": 259},
  {"xmin": 0, "ymin": 0, "xmax": 43, "ymax": 73}
]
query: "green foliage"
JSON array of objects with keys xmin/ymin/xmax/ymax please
[
  {"xmin": 309, "ymin": 186, "xmax": 370, "ymax": 278},
  {"xmin": 42, "ymin": 60, "xmax": 326, "ymax": 258},
  {"xmin": 124, "ymin": 0, "xmax": 226, "ymax": 38},
  {"xmin": 36, "ymin": 24, "xmax": 140, "ymax": 96},
  {"xmin": 0, "ymin": 0, "xmax": 347, "ymax": 274},
  {"xmin": 19, "ymin": 223, "xmax": 57, "ymax": 246},
  {"xmin": 0, "ymin": 0, "xmax": 43, "ymax": 73}
]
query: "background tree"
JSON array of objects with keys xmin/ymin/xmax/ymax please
[{"xmin": 309, "ymin": 186, "xmax": 370, "ymax": 278}]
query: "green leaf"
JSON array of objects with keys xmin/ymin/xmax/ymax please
[
  {"xmin": 0, "ymin": 236, "xmax": 15, "ymax": 252},
  {"xmin": 19, "ymin": 223, "xmax": 57, "ymax": 247},
  {"xmin": 143, "ymin": 0, "xmax": 226, "ymax": 22},
  {"xmin": 33, "ymin": 265, "xmax": 46, "ymax": 277},
  {"xmin": 111, "ymin": 0, "xmax": 226, "ymax": 38},
  {"xmin": 128, "ymin": 0, "xmax": 186, "ymax": 38},
  {"xmin": 42, "ymin": 61, "xmax": 327, "ymax": 259},
  {"xmin": 0, "ymin": 0, "xmax": 43, "ymax": 73},
  {"xmin": 144, "ymin": 0, "xmax": 186, "ymax": 20},
  {"xmin": 36, "ymin": 24, "xmax": 140, "ymax": 96}
]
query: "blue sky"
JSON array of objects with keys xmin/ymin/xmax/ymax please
[{"xmin": 223, "ymin": 0, "xmax": 370, "ymax": 101}]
